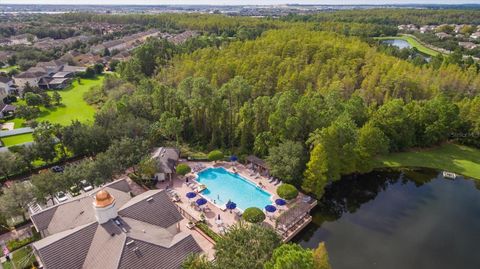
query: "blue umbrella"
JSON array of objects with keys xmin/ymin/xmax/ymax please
[
  {"xmin": 230, "ymin": 155, "xmax": 238, "ymax": 162},
  {"xmin": 226, "ymin": 201, "xmax": 237, "ymax": 210},
  {"xmin": 265, "ymin": 205, "xmax": 277, "ymax": 213},
  {"xmin": 275, "ymin": 199, "xmax": 286, "ymax": 206},
  {"xmin": 186, "ymin": 192, "xmax": 197, "ymax": 199},
  {"xmin": 196, "ymin": 198, "xmax": 207, "ymax": 206}
]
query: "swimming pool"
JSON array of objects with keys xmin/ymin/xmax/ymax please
[{"xmin": 196, "ymin": 167, "xmax": 272, "ymax": 211}]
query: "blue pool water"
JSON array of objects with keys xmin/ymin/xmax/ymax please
[{"xmin": 196, "ymin": 167, "xmax": 273, "ymax": 211}]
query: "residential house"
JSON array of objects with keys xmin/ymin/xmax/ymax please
[
  {"xmin": 151, "ymin": 147, "xmax": 180, "ymax": 182},
  {"xmin": 13, "ymin": 71, "xmax": 47, "ymax": 93},
  {"xmin": 30, "ymin": 179, "xmax": 202, "ymax": 269},
  {"xmin": 0, "ymin": 103, "xmax": 16, "ymax": 119},
  {"xmin": 471, "ymin": 32, "xmax": 480, "ymax": 40},
  {"xmin": 111, "ymin": 51, "xmax": 131, "ymax": 62},
  {"xmin": 33, "ymin": 37, "xmax": 59, "ymax": 50},
  {"xmin": 0, "ymin": 76, "xmax": 16, "ymax": 95},
  {"xmin": 0, "ymin": 51, "xmax": 13, "ymax": 64},
  {"xmin": 435, "ymin": 32, "xmax": 452, "ymax": 39},
  {"xmin": 36, "ymin": 60, "xmax": 65, "ymax": 75},
  {"xmin": 9, "ymin": 34, "xmax": 36, "ymax": 45},
  {"xmin": 0, "ymin": 38, "xmax": 11, "ymax": 47},
  {"xmin": 0, "ymin": 78, "xmax": 8, "ymax": 101},
  {"xmin": 459, "ymin": 42, "xmax": 478, "ymax": 50}
]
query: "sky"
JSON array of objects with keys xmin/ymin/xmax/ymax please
[{"xmin": 1, "ymin": 0, "xmax": 480, "ymax": 5}]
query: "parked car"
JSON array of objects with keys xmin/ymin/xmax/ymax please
[
  {"xmin": 51, "ymin": 166, "xmax": 64, "ymax": 173},
  {"xmin": 69, "ymin": 185, "xmax": 81, "ymax": 197},
  {"xmin": 55, "ymin": 191, "xmax": 68, "ymax": 203},
  {"xmin": 80, "ymin": 180, "xmax": 93, "ymax": 192}
]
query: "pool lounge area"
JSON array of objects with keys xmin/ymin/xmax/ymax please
[{"xmin": 157, "ymin": 160, "xmax": 317, "ymax": 242}]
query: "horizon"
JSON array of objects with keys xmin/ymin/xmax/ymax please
[{"xmin": 1, "ymin": 1, "xmax": 480, "ymax": 6}]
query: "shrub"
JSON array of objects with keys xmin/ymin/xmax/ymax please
[
  {"xmin": 277, "ymin": 184, "xmax": 299, "ymax": 200},
  {"xmin": 196, "ymin": 222, "xmax": 222, "ymax": 242},
  {"xmin": 207, "ymin": 150, "xmax": 223, "ymax": 162},
  {"xmin": 7, "ymin": 231, "xmax": 40, "ymax": 252},
  {"xmin": 242, "ymin": 207, "xmax": 266, "ymax": 223},
  {"xmin": 176, "ymin": 163, "xmax": 191, "ymax": 176}
]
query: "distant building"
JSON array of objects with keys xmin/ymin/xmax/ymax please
[
  {"xmin": 30, "ymin": 179, "xmax": 202, "ymax": 269},
  {"xmin": 13, "ymin": 71, "xmax": 48, "ymax": 93},
  {"xmin": 435, "ymin": 32, "xmax": 452, "ymax": 39},
  {"xmin": 471, "ymin": 32, "xmax": 480, "ymax": 40},
  {"xmin": 0, "ymin": 76, "xmax": 15, "ymax": 95},
  {"xmin": 9, "ymin": 34, "xmax": 36, "ymax": 45},
  {"xmin": 152, "ymin": 147, "xmax": 180, "ymax": 182},
  {"xmin": 458, "ymin": 42, "xmax": 478, "ymax": 50}
]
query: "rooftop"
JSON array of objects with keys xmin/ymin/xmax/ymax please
[{"xmin": 31, "ymin": 179, "xmax": 203, "ymax": 269}]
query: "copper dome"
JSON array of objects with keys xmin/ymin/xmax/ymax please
[{"xmin": 94, "ymin": 190, "xmax": 115, "ymax": 208}]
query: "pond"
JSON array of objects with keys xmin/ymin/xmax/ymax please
[
  {"xmin": 293, "ymin": 169, "xmax": 480, "ymax": 269},
  {"xmin": 383, "ymin": 39, "xmax": 412, "ymax": 49}
]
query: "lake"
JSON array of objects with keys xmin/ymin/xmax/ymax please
[
  {"xmin": 293, "ymin": 169, "xmax": 480, "ymax": 269},
  {"xmin": 383, "ymin": 39, "xmax": 412, "ymax": 49}
]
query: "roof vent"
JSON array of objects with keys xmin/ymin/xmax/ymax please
[
  {"xmin": 146, "ymin": 197, "xmax": 153, "ymax": 202},
  {"xmin": 114, "ymin": 219, "xmax": 121, "ymax": 226},
  {"xmin": 121, "ymin": 227, "xmax": 128, "ymax": 233},
  {"xmin": 110, "ymin": 233, "xmax": 115, "ymax": 237},
  {"xmin": 126, "ymin": 240, "xmax": 135, "ymax": 246}
]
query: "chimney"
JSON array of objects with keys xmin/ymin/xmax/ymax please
[{"xmin": 93, "ymin": 190, "xmax": 117, "ymax": 224}]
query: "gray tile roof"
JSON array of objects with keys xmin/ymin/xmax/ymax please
[
  {"xmin": 31, "ymin": 182, "xmax": 202, "ymax": 269},
  {"xmin": 152, "ymin": 147, "xmax": 179, "ymax": 174},
  {"xmin": 118, "ymin": 235, "xmax": 202, "ymax": 269},
  {"xmin": 118, "ymin": 190, "xmax": 183, "ymax": 228},
  {"xmin": 34, "ymin": 222, "xmax": 98, "ymax": 269},
  {"xmin": 30, "ymin": 179, "xmax": 132, "ymax": 236}
]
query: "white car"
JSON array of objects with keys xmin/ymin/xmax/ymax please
[
  {"xmin": 55, "ymin": 192, "xmax": 68, "ymax": 203},
  {"xmin": 81, "ymin": 180, "xmax": 93, "ymax": 192}
]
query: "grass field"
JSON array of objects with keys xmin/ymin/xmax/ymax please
[
  {"xmin": 8, "ymin": 76, "xmax": 103, "ymax": 128},
  {"xmin": 35, "ymin": 76, "xmax": 103, "ymax": 125},
  {"xmin": 0, "ymin": 65, "xmax": 18, "ymax": 73},
  {"xmin": 2, "ymin": 246, "xmax": 36, "ymax": 269},
  {"xmin": 1, "ymin": 133, "xmax": 34, "ymax": 146},
  {"xmin": 375, "ymin": 143, "xmax": 480, "ymax": 180},
  {"xmin": 375, "ymin": 35, "xmax": 440, "ymax": 57},
  {"xmin": 0, "ymin": 76, "xmax": 103, "ymax": 147}
]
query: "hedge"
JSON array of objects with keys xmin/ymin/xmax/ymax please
[
  {"xmin": 7, "ymin": 231, "xmax": 40, "ymax": 252},
  {"xmin": 277, "ymin": 184, "xmax": 299, "ymax": 200},
  {"xmin": 196, "ymin": 222, "xmax": 222, "ymax": 242},
  {"xmin": 242, "ymin": 207, "xmax": 266, "ymax": 223}
]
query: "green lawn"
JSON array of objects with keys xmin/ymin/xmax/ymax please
[
  {"xmin": 0, "ymin": 65, "xmax": 18, "ymax": 73},
  {"xmin": 34, "ymin": 76, "xmax": 103, "ymax": 125},
  {"xmin": 0, "ymin": 76, "xmax": 103, "ymax": 147},
  {"xmin": 2, "ymin": 246, "xmax": 37, "ymax": 269},
  {"xmin": 1, "ymin": 133, "xmax": 33, "ymax": 146},
  {"xmin": 375, "ymin": 35, "xmax": 440, "ymax": 57},
  {"xmin": 375, "ymin": 143, "xmax": 480, "ymax": 180}
]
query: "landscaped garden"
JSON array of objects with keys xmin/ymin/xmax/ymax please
[
  {"xmin": 0, "ymin": 76, "xmax": 104, "ymax": 147},
  {"xmin": 375, "ymin": 143, "xmax": 480, "ymax": 180},
  {"xmin": 2, "ymin": 246, "xmax": 37, "ymax": 269}
]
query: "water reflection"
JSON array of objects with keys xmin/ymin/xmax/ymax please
[{"xmin": 294, "ymin": 169, "xmax": 480, "ymax": 269}]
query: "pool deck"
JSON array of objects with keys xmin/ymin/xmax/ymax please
[{"xmin": 156, "ymin": 160, "xmax": 317, "ymax": 243}]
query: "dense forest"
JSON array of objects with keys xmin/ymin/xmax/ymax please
[
  {"xmin": 2, "ymin": 11, "xmax": 480, "ymax": 199},
  {"xmin": 94, "ymin": 26, "xmax": 479, "ymax": 197},
  {"xmin": 283, "ymin": 9, "xmax": 480, "ymax": 25},
  {"xmin": 1, "ymin": 11, "xmax": 480, "ymax": 268}
]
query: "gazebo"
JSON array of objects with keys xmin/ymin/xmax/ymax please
[{"xmin": 246, "ymin": 155, "xmax": 269, "ymax": 175}]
